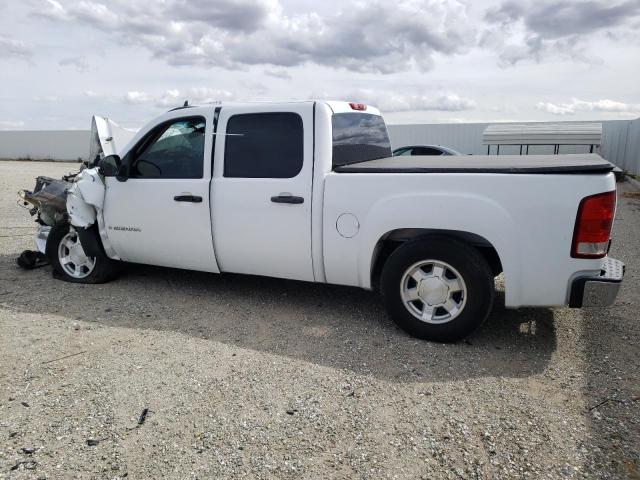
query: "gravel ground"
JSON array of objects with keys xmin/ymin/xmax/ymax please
[{"xmin": 0, "ymin": 161, "xmax": 638, "ymax": 480}]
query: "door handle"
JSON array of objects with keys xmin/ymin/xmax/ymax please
[
  {"xmin": 174, "ymin": 195, "xmax": 202, "ymax": 203},
  {"xmin": 271, "ymin": 194, "xmax": 304, "ymax": 204}
]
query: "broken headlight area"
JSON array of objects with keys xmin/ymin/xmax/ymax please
[{"xmin": 18, "ymin": 175, "xmax": 74, "ymax": 226}]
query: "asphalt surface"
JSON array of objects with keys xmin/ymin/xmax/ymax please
[{"xmin": 0, "ymin": 161, "xmax": 638, "ymax": 479}]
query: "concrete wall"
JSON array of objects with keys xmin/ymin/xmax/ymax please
[
  {"xmin": 1, "ymin": 118, "xmax": 639, "ymax": 174},
  {"xmin": 0, "ymin": 130, "xmax": 90, "ymax": 161}
]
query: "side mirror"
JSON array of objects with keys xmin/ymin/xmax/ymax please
[
  {"xmin": 98, "ymin": 154, "xmax": 121, "ymax": 177},
  {"xmin": 115, "ymin": 164, "xmax": 129, "ymax": 182}
]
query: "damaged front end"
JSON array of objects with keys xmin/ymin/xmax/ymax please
[
  {"xmin": 18, "ymin": 175, "xmax": 75, "ymax": 253},
  {"xmin": 17, "ymin": 114, "xmax": 132, "ymax": 263},
  {"xmin": 18, "ymin": 167, "xmax": 113, "ymax": 262}
]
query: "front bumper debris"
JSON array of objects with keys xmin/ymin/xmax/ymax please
[
  {"xmin": 35, "ymin": 224, "xmax": 51, "ymax": 254},
  {"xmin": 569, "ymin": 257, "xmax": 625, "ymax": 308},
  {"xmin": 18, "ymin": 176, "xmax": 71, "ymax": 226}
]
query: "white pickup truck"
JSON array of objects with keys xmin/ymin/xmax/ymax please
[{"xmin": 20, "ymin": 100, "xmax": 625, "ymax": 342}]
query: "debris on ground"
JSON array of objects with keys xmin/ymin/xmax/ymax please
[
  {"xmin": 41, "ymin": 350, "xmax": 87, "ymax": 365},
  {"xmin": 16, "ymin": 250, "xmax": 49, "ymax": 269},
  {"xmin": 138, "ymin": 408, "xmax": 149, "ymax": 426},
  {"xmin": 622, "ymin": 191, "xmax": 640, "ymax": 200},
  {"xmin": 10, "ymin": 460, "xmax": 37, "ymax": 471}
]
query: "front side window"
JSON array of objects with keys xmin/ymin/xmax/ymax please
[
  {"xmin": 131, "ymin": 117, "xmax": 205, "ymax": 178},
  {"xmin": 332, "ymin": 113, "xmax": 392, "ymax": 167},
  {"xmin": 224, "ymin": 113, "xmax": 304, "ymax": 178}
]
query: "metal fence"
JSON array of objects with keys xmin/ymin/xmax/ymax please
[
  {"xmin": 1, "ymin": 118, "xmax": 639, "ymax": 174},
  {"xmin": 603, "ymin": 118, "xmax": 640, "ymax": 175},
  {"xmin": 388, "ymin": 118, "xmax": 640, "ymax": 175}
]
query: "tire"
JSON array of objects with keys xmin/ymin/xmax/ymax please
[
  {"xmin": 380, "ymin": 236, "xmax": 495, "ymax": 342},
  {"xmin": 46, "ymin": 222, "xmax": 120, "ymax": 284}
]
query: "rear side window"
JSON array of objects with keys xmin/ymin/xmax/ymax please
[
  {"xmin": 394, "ymin": 147, "xmax": 412, "ymax": 156},
  {"xmin": 332, "ymin": 113, "xmax": 392, "ymax": 167},
  {"xmin": 224, "ymin": 113, "xmax": 303, "ymax": 178},
  {"xmin": 412, "ymin": 147, "xmax": 443, "ymax": 156}
]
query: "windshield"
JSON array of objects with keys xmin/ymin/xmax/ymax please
[{"xmin": 332, "ymin": 113, "xmax": 392, "ymax": 168}]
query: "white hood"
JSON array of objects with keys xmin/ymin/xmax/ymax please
[{"xmin": 89, "ymin": 116, "xmax": 137, "ymax": 164}]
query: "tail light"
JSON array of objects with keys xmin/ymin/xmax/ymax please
[
  {"xmin": 571, "ymin": 191, "xmax": 616, "ymax": 258},
  {"xmin": 349, "ymin": 102, "xmax": 367, "ymax": 111}
]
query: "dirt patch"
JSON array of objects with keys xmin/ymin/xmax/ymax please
[
  {"xmin": 622, "ymin": 191, "xmax": 640, "ymax": 200},
  {"xmin": 1, "ymin": 162, "xmax": 638, "ymax": 479}
]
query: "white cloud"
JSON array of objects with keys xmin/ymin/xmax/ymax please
[
  {"xmin": 39, "ymin": 0, "xmax": 67, "ymax": 20},
  {"xmin": 0, "ymin": 120, "xmax": 26, "ymax": 129},
  {"xmin": 323, "ymin": 90, "xmax": 477, "ymax": 113},
  {"xmin": 264, "ymin": 68, "xmax": 292, "ymax": 80},
  {"xmin": 2, "ymin": 0, "xmax": 638, "ymax": 128},
  {"xmin": 536, "ymin": 98, "xmax": 640, "ymax": 115},
  {"xmin": 33, "ymin": 95, "xmax": 60, "ymax": 102},
  {"xmin": 488, "ymin": 0, "xmax": 640, "ymax": 39},
  {"xmin": 0, "ymin": 34, "xmax": 33, "ymax": 61},
  {"xmin": 183, "ymin": 87, "xmax": 234, "ymax": 105},
  {"xmin": 123, "ymin": 91, "xmax": 153, "ymax": 105},
  {"xmin": 484, "ymin": 0, "xmax": 640, "ymax": 66},
  {"xmin": 123, "ymin": 88, "xmax": 234, "ymax": 108},
  {"xmin": 83, "ymin": 90, "xmax": 102, "ymax": 98},
  {"xmin": 59, "ymin": 55, "xmax": 89, "ymax": 72},
  {"xmin": 31, "ymin": 0, "xmax": 476, "ymax": 73},
  {"xmin": 536, "ymin": 102, "xmax": 574, "ymax": 115}
]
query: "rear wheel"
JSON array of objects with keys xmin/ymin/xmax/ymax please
[
  {"xmin": 46, "ymin": 222, "xmax": 119, "ymax": 283},
  {"xmin": 380, "ymin": 237, "xmax": 495, "ymax": 342}
]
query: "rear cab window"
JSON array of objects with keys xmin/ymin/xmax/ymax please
[{"xmin": 331, "ymin": 113, "xmax": 392, "ymax": 168}]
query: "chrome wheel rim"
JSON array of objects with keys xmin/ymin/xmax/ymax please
[
  {"xmin": 57, "ymin": 228, "xmax": 96, "ymax": 279},
  {"xmin": 400, "ymin": 260, "xmax": 467, "ymax": 324}
]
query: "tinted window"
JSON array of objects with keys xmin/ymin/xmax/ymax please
[
  {"xmin": 393, "ymin": 147, "xmax": 412, "ymax": 156},
  {"xmin": 412, "ymin": 147, "xmax": 443, "ymax": 156},
  {"xmin": 332, "ymin": 113, "xmax": 392, "ymax": 167},
  {"xmin": 224, "ymin": 113, "xmax": 303, "ymax": 178},
  {"xmin": 131, "ymin": 117, "xmax": 205, "ymax": 179}
]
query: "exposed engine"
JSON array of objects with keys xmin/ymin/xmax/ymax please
[{"xmin": 18, "ymin": 172, "xmax": 78, "ymax": 227}]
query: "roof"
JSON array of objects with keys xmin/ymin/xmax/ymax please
[
  {"xmin": 482, "ymin": 122, "xmax": 602, "ymax": 145},
  {"xmin": 163, "ymin": 100, "xmax": 382, "ymax": 116}
]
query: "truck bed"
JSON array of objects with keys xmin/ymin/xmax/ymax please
[{"xmin": 333, "ymin": 154, "xmax": 614, "ymax": 174}]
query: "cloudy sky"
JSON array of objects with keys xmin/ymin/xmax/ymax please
[{"xmin": 1, "ymin": 0, "xmax": 639, "ymax": 129}]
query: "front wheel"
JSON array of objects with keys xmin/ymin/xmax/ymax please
[
  {"xmin": 46, "ymin": 222, "xmax": 119, "ymax": 283},
  {"xmin": 380, "ymin": 237, "xmax": 495, "ymax": 342}
]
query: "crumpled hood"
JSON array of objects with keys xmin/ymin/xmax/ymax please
[{"xmin": 89, "ymin": 116, "xmax": 137, "ymax": 165}]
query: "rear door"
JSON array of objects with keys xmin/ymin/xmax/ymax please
[{"xmin": 211, "ymin": 103, "xmax": 315, "ymax": 281}]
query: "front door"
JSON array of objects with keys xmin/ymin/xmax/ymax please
[
  {"xmin": 211, "ymin": 103, "xmax": 315, "ymax": 281},
  {"xmin": 103, "ymin": 114, "xmax": 219, "ymax": 273}
]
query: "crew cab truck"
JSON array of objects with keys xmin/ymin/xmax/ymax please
[{"xmin": 23, "ymin": 100, "xmax": 625, "ymax": 342}]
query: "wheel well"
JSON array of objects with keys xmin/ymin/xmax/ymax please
[{"xmin": 370, "ymin": 229, "xmax": 503, "ymax": 289}]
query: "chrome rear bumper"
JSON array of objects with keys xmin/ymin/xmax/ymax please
[{"xmin": 569, "ymin": 257, "xmax": 625, "ymax": 308}]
